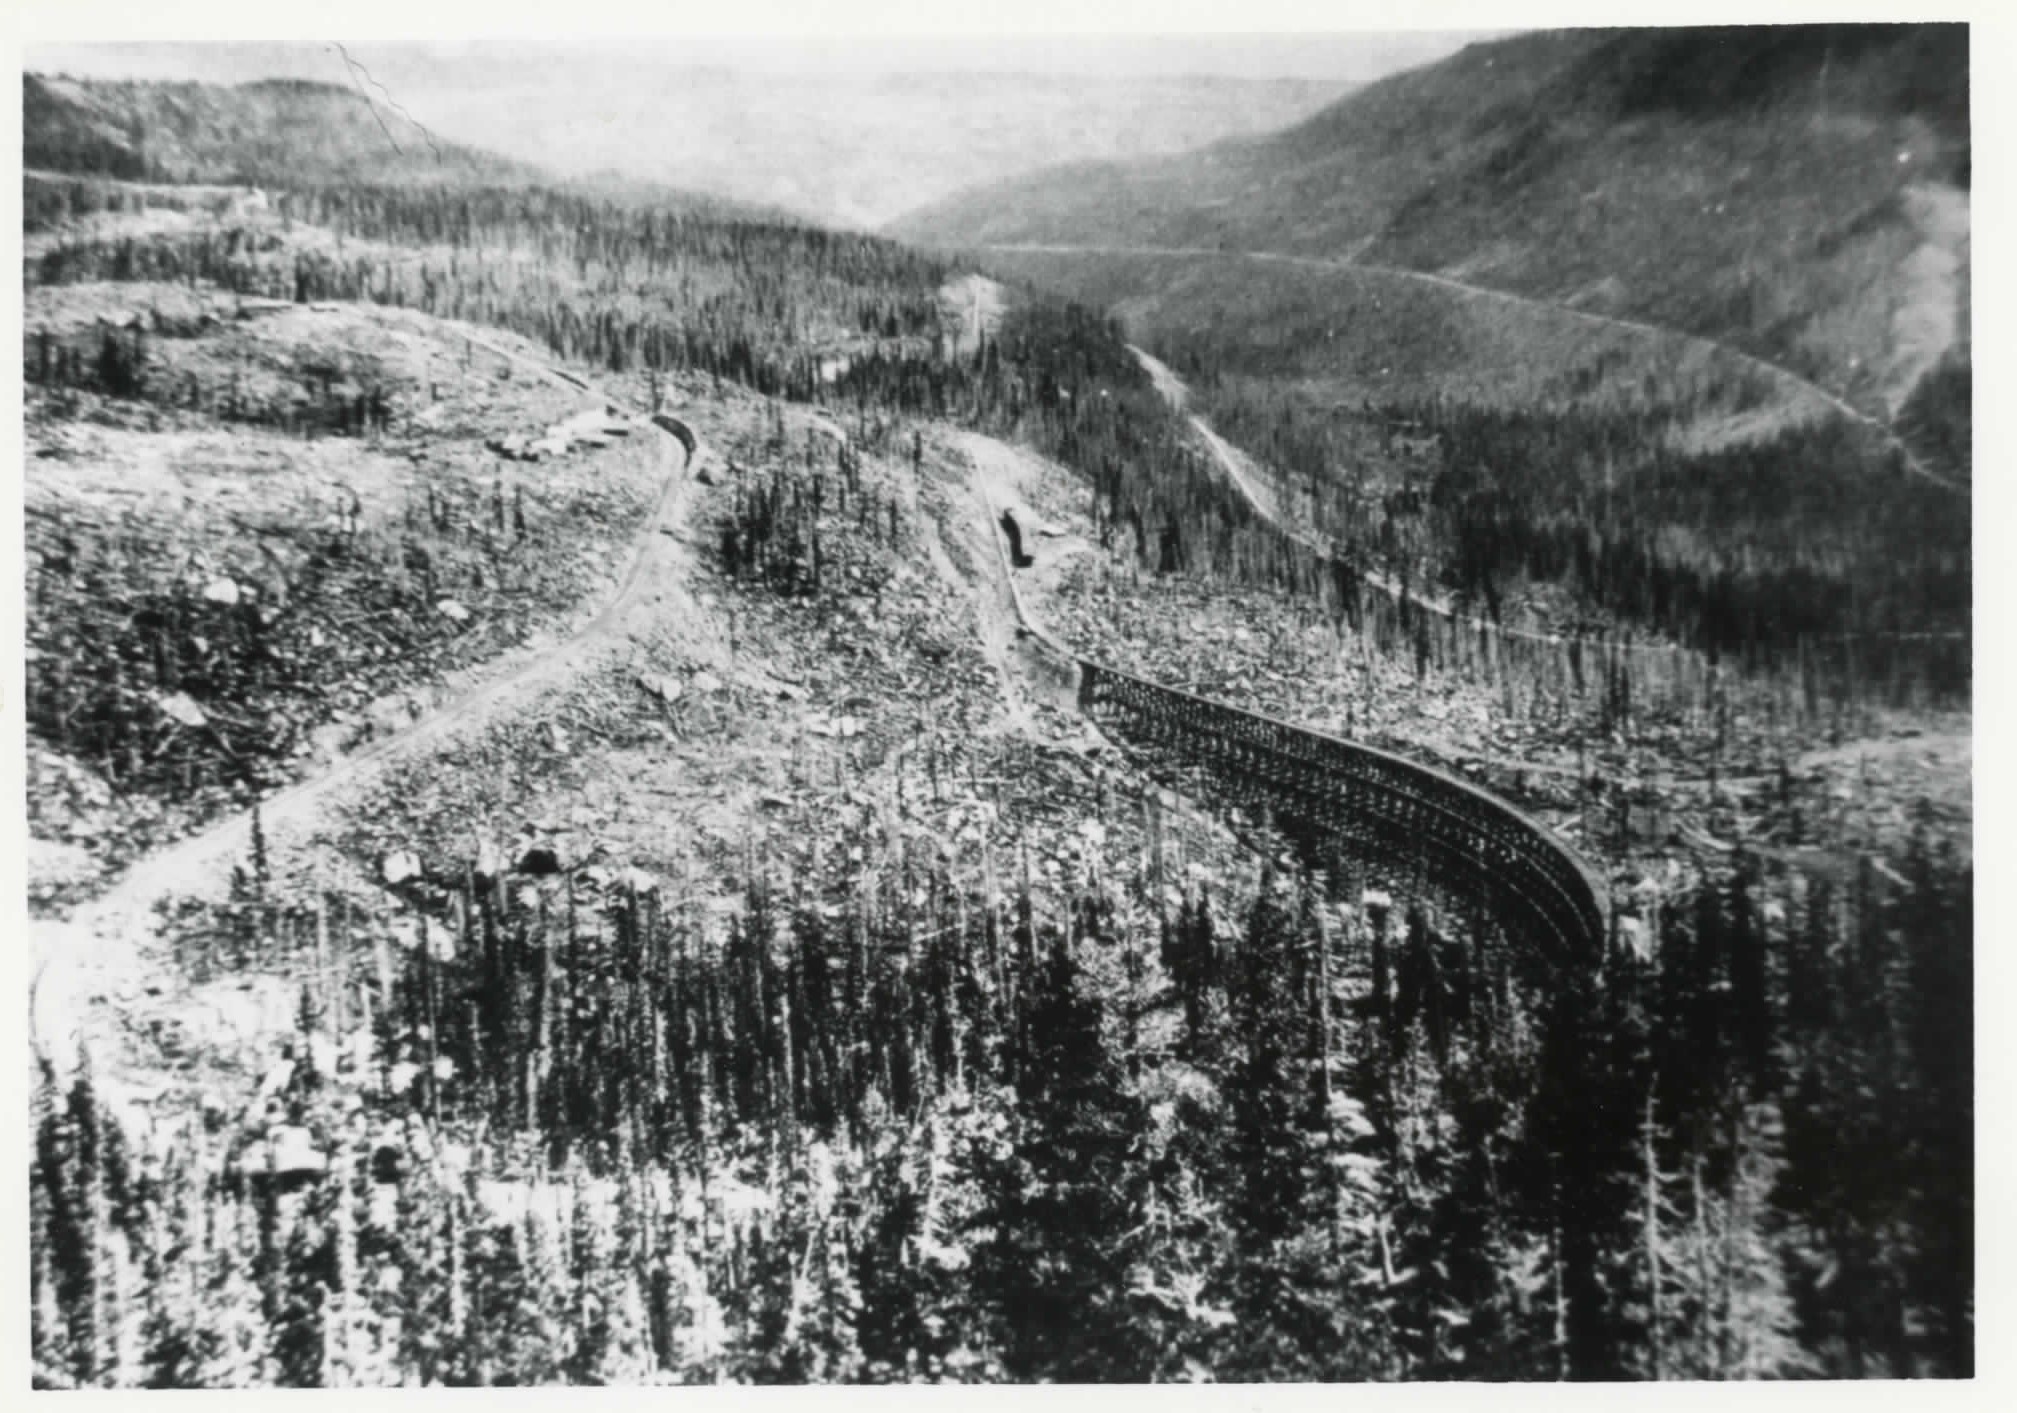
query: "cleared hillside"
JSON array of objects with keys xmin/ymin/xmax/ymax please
[{"xmin": 896, "ymin": 25, "xmax": 1970, "ymax": 428}]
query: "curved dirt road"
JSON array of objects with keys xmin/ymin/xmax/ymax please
[
  {"xmin": 985, "ymin": 241, "xmax": 1963, "ymax": 496},
  {"xmin": 31, "ymin": 325, "xmax": 705, "ymax": 1078},
  {"xmin": 1123, "ymin": 350, "xmax": 1968, "ymax": 833},
  {"xmin": 1128, "ymin": 343, "xmax": 1703, "ymax": 663}
]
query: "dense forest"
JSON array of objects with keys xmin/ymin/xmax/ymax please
[
  {"xmin": 1186, "ymin": 372, "xmax": 1970, "ymax": 702},
  {"xmin": 31, "ymin": 823, "xmax": 1971, "ymax": 1383}
]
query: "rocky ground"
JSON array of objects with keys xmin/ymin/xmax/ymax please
[
  {"xmin": 24, "ymin": 287, "xmax": 668, "ymax": 897},
  {"xmin": 27, "ymin": 342, "xmax": 1261, "ymax": 1153}
]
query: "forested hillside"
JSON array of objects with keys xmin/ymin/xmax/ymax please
[
  {"xmin": 898, "ymin": 26, "xmax": 1971, "ymax": 702},
  {"xmin": 897, "ymin": 25, "xmax": 1969, "ymax": 427},
  {"xmin": 30, "ymin": 834, "xmax": 1976, "ymax": 1383}
]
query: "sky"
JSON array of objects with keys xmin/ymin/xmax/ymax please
[{"xmin": 25, "ymin": 33, "xmax": 1508, "ymax": 84}]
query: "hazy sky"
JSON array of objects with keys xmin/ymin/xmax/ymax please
[
  {"xmin": 20, "ymin": 32, "xmax": 1514, "ymax": 227},
  {"xmin": 26, "ymin": 33, "xmax": 1508, "ymax": 85}
]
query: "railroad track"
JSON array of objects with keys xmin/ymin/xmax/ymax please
[{"xmin": 968, "ymin": 438, "xmax": 1611, "ymax": 965}]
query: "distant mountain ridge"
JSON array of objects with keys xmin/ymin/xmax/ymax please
[
  {"xmin": 22, "ymin": 72, "xmax": 798, "ymax": 222},
  {"xmin": 24, "ymin": 46, "xmax": 1363, "ymax": 231},
  {"xmin": 895, "ymin": 24, "xmax": 1970, "ymax": 420},
  {"xmin": 393, "ymin": 67, "xmax": 1358, "ymax": 231},
  {"xmin": 24, "ymin": 73, "xmax": 544, "ymax": 187}
]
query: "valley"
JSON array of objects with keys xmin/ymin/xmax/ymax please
[
  {"xmin": 21, "ymin": 28, "xmax": 1972, "ymax": 1388},
  {"xmin": 895, "ymin": 27, "xmax": 1970, "ymax": 429},
  {"xmin": 976, "ymin": 241, "xmax": 1961, "ymax": 490}
]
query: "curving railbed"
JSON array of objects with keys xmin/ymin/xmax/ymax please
[
  {"xmin": 982, "ymin": 488, "xmax": 1610, "ymax": 965},
  {"xmin": 1077, "ymin": 660, "xmax": 1610, "ymax": 966}
]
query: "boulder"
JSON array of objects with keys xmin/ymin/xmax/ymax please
[
  {"xmin": 637, "ymin": 673, "xmax": 684, "ymax": 704},
  {"xmin": 154, "ymin": 691, "xmax": 208, "ymax": 729},
  {"xmin": 240, "ymin": 1125, "xmax": 327, "ymax": 1180}
]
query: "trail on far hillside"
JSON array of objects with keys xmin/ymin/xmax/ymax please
[
  {"xmin": 1130, "ymin": 343, "xmax": 1964, "ymax": 669},
  {"xmin": 986, "ymin": 241, "xmax": 1963, "ymax": 495},
  {"xmin": 32, "ymin": 322, "xmax": 706, "ymax": 1086},
  {"xmin": 1129, "ymin": 344, "xmax": 1615, "ymax": 651},
  {"xmin": 1126, "ymin": 345, "xmax": 1969, "ymax": 864}
]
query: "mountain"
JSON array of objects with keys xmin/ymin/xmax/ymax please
[
  {"xmin": 24, "ymin": 73, "xmax": 545, "ymax": 187},
  {"xmin": 894, "ymin": 25, "xmax": 1970, "ymax": 419},
  {"xmin": 22, "ymin": 72, "xmax": 802, "ymax": 225},
  {"xmin": 24, "ymin": 43, "xmax": 1361, "ymax": 230}
]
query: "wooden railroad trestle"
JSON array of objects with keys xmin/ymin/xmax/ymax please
[
  {"xmin": 980, "ymin": 489, "xmax": 1607, "ymax": 966},
  {"xmin": 1076, "ymin": 658, "xmax": 1609, "ymax": 965}
]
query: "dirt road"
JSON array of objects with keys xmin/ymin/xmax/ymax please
[
  {"xmin": 31, "ymin": 324, "xmax": 706, "ymax": 1080},
  {"xmin": 1125, "ymin": 347, "xmax": 1974, "ymax": 801},
  {"xmin": 1128, "ymin": 344, "xmax": 1701, "ymax": 664},
  {"xmin": 989, "ymin": 241, "xmax": 1963, "ymax": 496}
]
